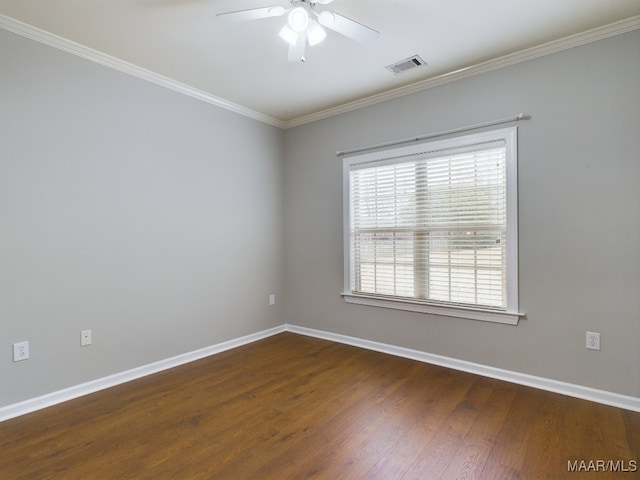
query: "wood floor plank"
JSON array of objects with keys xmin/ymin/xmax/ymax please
[
  {"xmin": 237, "ymin": 351, "xmax": 416, "ymax": 479},
  {"xmin": 364, "ymin": 367, "xmax": 480, "ymax": 480},
  {"xmin": 196, "ymin": 344, "xmax": 387, "ymax": 479},
  {"xmin": 479, "ymin": 386, "xmax": 556, "ymax": 479},
  {"xmin": 438, "ymin": 379, "xmax": 519, "ymax": 480},
  {"xmin": 398, "ymin": 376, "xmax": 497, "ymax": 480},
  {"xmin": 515, "ymin": 385, "xmax": 566, "ymax": 480},
  {"xmin": 1, "ymin": 332, "xmax": 638, "ymax": 480}
]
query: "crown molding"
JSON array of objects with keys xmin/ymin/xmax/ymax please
[
  {"xmin": 283, "ymin": 15, "xmax": 640, "ymax": 128},
  {"xmin": 0, "ymin": 14, "xmax": 286, "ymax": 129},
  {"xmin": 2, "ymin": 13, "xmax": 638, "ymax": 130}
]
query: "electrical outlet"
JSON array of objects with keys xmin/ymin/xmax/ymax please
[
  {"xmin": 13, "ymin": 341, "xmax": 29, "ymax": 362},
  {"xmin": 586, "ymin": 331, "xmax": 600, "ymax": 351},
  {"xmin": 269, "ymin": 294, "xmax": 275, "ymax": 306},
  {"xmin": 81, "ymin": 329, "xmax": 92, "ymax": 346}
]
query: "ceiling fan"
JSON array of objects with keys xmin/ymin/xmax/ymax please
[{"xmin": 216, "ymin": 0, "xmax": 379, "ymax": 62}]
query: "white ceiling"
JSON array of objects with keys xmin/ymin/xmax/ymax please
[{"xmin": 1, "ymin": 0, "xmax": 639, "ymax": 127}]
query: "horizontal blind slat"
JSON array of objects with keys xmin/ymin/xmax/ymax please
[{"xmin": 350, "ymin": 142, "xmax": 507, "ymax": 310}]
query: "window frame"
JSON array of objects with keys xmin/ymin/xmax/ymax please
[{"xmin": 342, "ymin": 127, "xmax": 523, "ymax": 325}]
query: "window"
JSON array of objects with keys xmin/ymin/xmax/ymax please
[{"xmin": 342, "ymin": 127, "xmax": 522, "ymax": 324}]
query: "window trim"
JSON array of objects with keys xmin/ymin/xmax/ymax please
[{"xmin": 342, "ymin": 127, "xmax": 524, "ymax": 324}]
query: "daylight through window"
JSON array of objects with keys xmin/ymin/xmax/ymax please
[{"xmin": 342, "ymin": 127, "xmax": 521, "ymax": 324}]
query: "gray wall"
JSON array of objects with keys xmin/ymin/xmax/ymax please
[
  {"xmin": 1, "ymin": 29, "xmax": 285, "ymax": 406},
  {"xmin": 2, "ymin": 26, "xmax": 638, "ymax": 409},
  {"xmin": 283, "ymin": 31, "xmax": 640, "ymax": 397}
]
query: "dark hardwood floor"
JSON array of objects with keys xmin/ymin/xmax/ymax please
[{"xmin": 1, "ymin": 332, "xmax": 638, "ymax": 479}]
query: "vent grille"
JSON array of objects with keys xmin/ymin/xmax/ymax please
[{"xmin": 385, "ymin": 55, "xmax": 427, "ymax": 74}]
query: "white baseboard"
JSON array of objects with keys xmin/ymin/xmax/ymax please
[
  {"xmin": 0, "ymin": 325, "xmax": 286, "ymax": 422},
  {"xmin": 285, "ymin": 324, "xmax": 640, "ymax": 413},
  {"xmin": 2, "ymin": 323, "xmax": 638, "ymax": 422}
]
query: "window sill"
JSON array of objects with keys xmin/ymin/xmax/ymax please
[{"xmin": 341, "ymin": 293, "xmax": 524, "ymax": 325}]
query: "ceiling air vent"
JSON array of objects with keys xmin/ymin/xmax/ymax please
[{"xmin": 385, "ymin": 55, "xmax": 427, "ymax": 74}]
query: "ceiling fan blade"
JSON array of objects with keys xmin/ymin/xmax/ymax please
[
  {"xmin": 216, "ymin": 6, "xmax": 286, "ymax": 23},
  {"xmin": 317, "ymin": 11, "xmax": 379, "ymax": 44},
  {"xmin": 288, "ymin": 31, "xmax": 307, "ymax": 62}
]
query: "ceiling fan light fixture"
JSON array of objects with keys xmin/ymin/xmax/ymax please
[
  {"xmin": 317, "ymin": 10, "xmax": 336, "ymax": 27},
  {"xmin": 288, "ymin": 7, "xmax": 309, "ymax": 32},
  {"xmin": 307, "ymin": 19, "xmax": 327, "ymax": 46},
  {"xmin": 217, "ymin": 1, "xmax": 378, "ymax": 62},
  {"xmin": 279, "ymin": 24, "xmax": 299, "ymax": 46}
]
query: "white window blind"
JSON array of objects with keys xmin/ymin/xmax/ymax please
[{"xmin": 343, "ymin": 128, "xmax": 520, "ymax": 322}]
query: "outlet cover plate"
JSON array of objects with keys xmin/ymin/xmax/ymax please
[
  {"xmin": 13, "ymin": 341, "xmax": 29, "ymax": 362},
  {"xmin": 586, "ymin": 331, "xmax": 600, "ymax": 350},
  {"xmin": 81, "ymin": 330, "xmax": 92, "ymax": 346}
]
